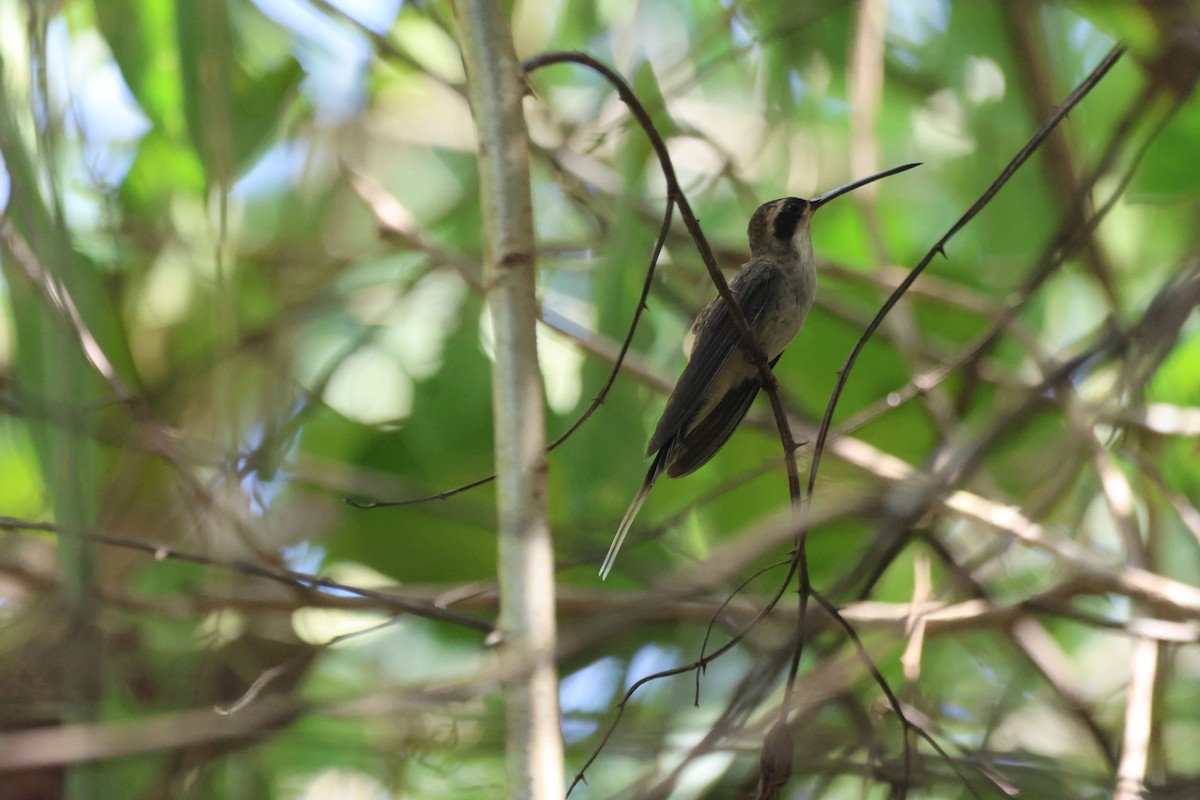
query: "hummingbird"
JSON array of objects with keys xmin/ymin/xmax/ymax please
[{"xmin": 600, "ymin": 163, "xmax": 920, "ymax": 579}]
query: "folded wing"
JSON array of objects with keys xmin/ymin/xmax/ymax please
[{"xmin": 646, "ymin": 265, "xmax": 777, "ymax": 476}]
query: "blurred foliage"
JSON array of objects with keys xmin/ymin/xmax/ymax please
[{"xmin": 0, "ymin": 0, "xmax": 1199, "ymax": 798}]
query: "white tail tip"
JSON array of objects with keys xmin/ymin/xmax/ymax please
[{"xmin": 599, "ymin": 482, "xmax": 651, "ymax": 580}]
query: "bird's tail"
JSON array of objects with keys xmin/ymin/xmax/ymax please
[{"xmin": 600, "ymin": 451, "xmax": 667, "ymax": 580}]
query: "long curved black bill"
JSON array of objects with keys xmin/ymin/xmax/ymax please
[{"xmin": 811, "ymin": 162, "xmax": 921, "ymax": 210}]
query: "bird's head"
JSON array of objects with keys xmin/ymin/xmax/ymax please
[
  {"xmin": 746, "ymin": 162, "xmax": 922, "ymax": 257},
  {"xmin": 747, "ymin": 197, "xmax": 812, "ymax": 257}
]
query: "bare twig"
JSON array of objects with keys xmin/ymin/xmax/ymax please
[
  {"xmin": 776, "ymin": 33, "xmax": 1126, "ymax": 765},
  {"xmin": 523, "ymin": 50, "xmax": 803, "ymax": 508},
  {"xmin": 1115, "ymin": 638, "xmax": 1161, "ymax": 800},
  {"xmin": 344, "ymin": 167, "xmax": 674, "ymax": 510},
  {"xmin": 0, "ymin": 516, "xmax": 493, "ymax": 633}
]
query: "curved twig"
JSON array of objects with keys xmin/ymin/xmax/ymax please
[
  {"xmin": 349, "ymin": 196, "xmax": 676, "ymax": 509},
  {"xmin": 749, "ymin": 42, "xmax": 1129, "ymax": 795},
  {"xmin": 361, "ymin": 51, "xmax": 802, "ymax": 511}
]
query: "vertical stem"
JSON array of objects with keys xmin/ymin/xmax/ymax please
[
  {"xmin": 451, "ymin": 3, "xmax": 563, "ymax": 797},
  {"xmin": 1115, "ymin": 637, "xmax": 1159, "ymax": 800},
  {"xmin": 10, "ymin": 7, "xmax": 102, "ymax": 795}
]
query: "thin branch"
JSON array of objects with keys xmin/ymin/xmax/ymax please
[
  {"xmin": 802, "ymin": 44, "xmax": 1125, "ymax": 515},
  {"xmin": 344, "ymin": 170, "xmax": 674, "ymax": 509},
  {"xmin": 0, "ymin": 516, "xmax": 493, "ymax": 634},
  {"xmin": 747, "ymin": 42, "xmax": 1128, "ymax": 793},
  {"xmin": 524, "ymin": 50, "xmax": 803, "ymax": 507},
  {"xmin": 1115, "ymin": 637, "xmax": 1161, "ymax": 800}
]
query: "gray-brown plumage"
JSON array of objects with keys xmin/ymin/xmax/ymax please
[{"xmin": 601, "ymin": 164, "xmax": 919, "ymax": 579}]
